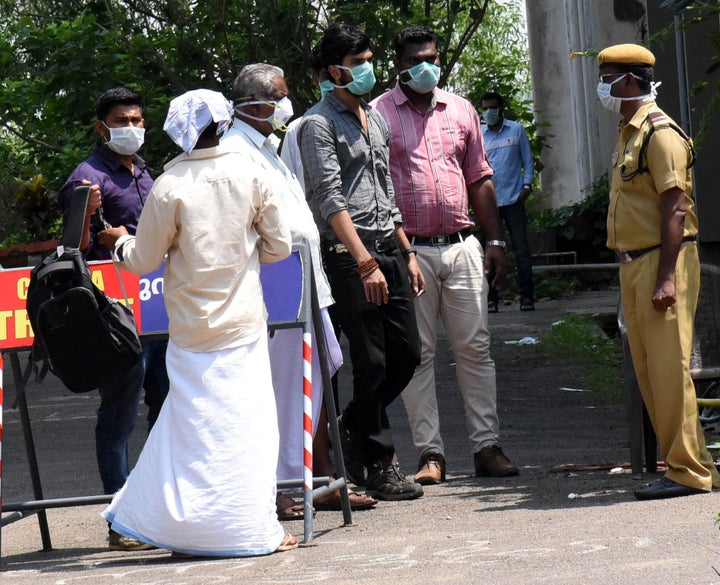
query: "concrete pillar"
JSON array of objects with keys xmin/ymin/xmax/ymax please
[{"xmin": 525, "ymin": 0, "xmax": 648, "ymax": 209}]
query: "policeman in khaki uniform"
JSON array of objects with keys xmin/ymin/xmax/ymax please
[{"xmin": 598, "ymin": 43, "xmax": 720, "ymax": 500}]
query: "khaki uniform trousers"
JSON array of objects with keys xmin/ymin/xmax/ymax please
[
  {"xmin": 400, "ymin": 235, "xmax": 500, "ymax": 458},
  {"xmin": 621, "ymin": 243, "xmax": 720, "ymax": 490}
]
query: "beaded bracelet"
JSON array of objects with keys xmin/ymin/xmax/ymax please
[{"xmin": 357, "ymin": 257, "xmax": 379, "ymax": 279}]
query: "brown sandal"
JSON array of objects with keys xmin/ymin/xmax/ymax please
[
  {"xmin": 276, "ymin": 493, "xmax": 315, "ymax": 521},
  {"xmin": 314, "ymin": 488, "xmax": 378, "ymax": 511}
]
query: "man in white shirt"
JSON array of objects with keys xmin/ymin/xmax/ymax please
[{"xmin": 223, "ymin": 63, "xmax": 376, "ymax": 514}]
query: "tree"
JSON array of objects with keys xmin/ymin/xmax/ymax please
[{"xmin": 0, "ymin": 0, "xmax": 532, "ymax": 245}]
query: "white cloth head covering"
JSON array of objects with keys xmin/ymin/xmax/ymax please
[{"xmin": 163, "ymin": 89, "xmax": 234, "ymax": 153}]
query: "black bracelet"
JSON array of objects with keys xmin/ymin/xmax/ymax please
[{"xmin": 401, "ymin": 246, "xmax": 417, "ymax": 257}]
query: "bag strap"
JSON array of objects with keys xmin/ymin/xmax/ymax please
[
  {"xmin": 112, "ymin": 261, "xmax": 133, "ymax": 308},
  {"xmin": 636, "ymin": 112, "xmax": 697, "ymax": 176},
  {"xmin": 34, "ymin": 260, "xmax": 75, "ymax": 282},
  {"xmin": 61, "ymin": 185, "xmax": 90, "ymax": 248}
]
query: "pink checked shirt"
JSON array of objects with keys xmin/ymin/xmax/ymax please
[{"xmin": 371, "ymin": 85, "xmax": 493, "ymax": 237}]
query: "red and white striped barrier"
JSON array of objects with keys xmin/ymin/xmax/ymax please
[{"xmin": 302, "ymin": 332, "xmax": 313, "ymax": 491}]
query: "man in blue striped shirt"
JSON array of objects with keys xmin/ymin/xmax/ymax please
[{"xmin": 481, "ymin": 91, "xmax": 535, "ymax": 312}]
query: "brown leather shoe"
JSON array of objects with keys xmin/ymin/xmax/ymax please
[
  {"xmin": 474, "ymin": 445, "xmax": 519, "ymax": 477},
  {"xmin": 414, "ymin": 452, "xmax": 446, "ymax": 485}
]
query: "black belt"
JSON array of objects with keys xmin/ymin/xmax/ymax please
[
  {"xmin": 615, "ymin": 236, "xmax": 696, "ymax": 263},
  {"xmin": 325, "ymin": 236, "xmax": 398, "ymax": 254},
  {"xmin": 368, "ymin": 236, "xmax": 398, "ymax": 254},
  {"xmin": 411, "ymin": 228, "xmax": 473, "ymax": 246}
]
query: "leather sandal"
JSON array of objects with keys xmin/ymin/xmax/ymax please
[
  {"xmin": 276, "ymin": 493, "xmax": 314, "ymax": 520},
  {"xmin": 314, "ymin": 488, "xmax": 378, "ymax": 511}
]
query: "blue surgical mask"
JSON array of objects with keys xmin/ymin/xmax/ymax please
[
  {"xmin": 483, "ymin": 108, "xmax": 501, "ymax": 126},
  {"xmin": 400, "ymin": 62, "xmax": 440, "ymax": 94},
  {"xmin": 319, "ymin": 79, "xmax": 334, "ymax": 98},
  {"xmin": 333, "ymin": 61, "xmax": 376, "ymax": 96}
]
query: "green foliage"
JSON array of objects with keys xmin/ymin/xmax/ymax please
[
  {"xmin": 531, "ymin": 172, "xmax": 614, "ymax": 262},
  {"xmin": 0, "ymin": 0, "xmax": 532, "ymax": 244},
  {"xmin": 0, "ymin": 174, "xmax": 62, "ymax": 247},
  {"xmin": 542, "ymin": 314, "xmax": 611, "ymax": 358},
  {"xmin": 540, "ymin": 314, "xmax": 625, "ymax": 402},
  {"xmin": 533, "ymin": 273, "xmax": 579, "ymax": 300}
]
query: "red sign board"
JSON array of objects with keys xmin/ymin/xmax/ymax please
[{"xmin": 0, "ymin": 262, "xmax": 141, "ymax": 351}]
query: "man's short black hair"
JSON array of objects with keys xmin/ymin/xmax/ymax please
[
  {"xmin": 480, "ymin": 91, "xmax": 504, "ymax": 108},
  {"xmin": 319, "ymin": 23, "xmax": 371, "ymax": 69},
  {"xmin": 393, "ymin": 25, "xmax": 439, "ymax": 59},
  {"xmin": 95, "ymin": 87, "xmax": 143, "ymax": 121}
]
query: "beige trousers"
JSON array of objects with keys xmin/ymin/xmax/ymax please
[
  {"xmin": 621, "ymin": 243, "xmax": 720, "ymax": 490},
  {"xmin": 400, "ymin": 235, "xmax": 499, "ymax": 459}
]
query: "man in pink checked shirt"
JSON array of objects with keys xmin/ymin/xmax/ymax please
[{"xmin": 372, "ymin": 25, "xmax": 518, "ymax": 485}]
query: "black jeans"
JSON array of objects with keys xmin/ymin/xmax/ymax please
[
  {"xmin": 323, "ymin": 245, "xmax": 421, "ymax": 466},
  {"xmin": 488, "ymin": 200, "xmax": 534, "ymax": 303}
]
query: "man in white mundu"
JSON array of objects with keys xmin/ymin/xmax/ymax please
[{"xmin": 99, "ymin": 89, "xmax": 297, "ymax": 556}]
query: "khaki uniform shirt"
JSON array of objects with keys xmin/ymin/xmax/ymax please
[{"xmin": 607, "ymin": 101, "xmax": 697, "ymax": 250}]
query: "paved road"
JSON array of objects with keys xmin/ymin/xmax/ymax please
[{"xmin": 2, "ymin": 289, "xmax": 720, "ymax": 584}]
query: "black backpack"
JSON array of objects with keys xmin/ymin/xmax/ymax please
[{"xmin": 26, "ymin": 186, "xmax": 142, "ymax": 393}]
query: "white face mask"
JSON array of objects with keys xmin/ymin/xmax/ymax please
[
  {"xmin": 597, "ymin": 73, "xmax": 657, "ymax": 113},
  {"xmin": 103, "ymin": 123, "xmax": 145, "ymax": 155},
  {"xmin": 237, "ymin": 96, "xmax": 294, "ymax": 132}
]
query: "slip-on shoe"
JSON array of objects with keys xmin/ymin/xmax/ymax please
[{"xmin": 634, "ymin": 476, "xmax": 706, "ymax": 501}]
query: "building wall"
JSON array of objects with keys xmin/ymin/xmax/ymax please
[
  {"xmin": 645, "ymin": 5, "xmax": 720, "ymax": 244},
  {"xmin": 526, "ymin": 0, "xmax": 720, "ymax": 245}
]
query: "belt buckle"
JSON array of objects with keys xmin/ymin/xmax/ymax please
[
  {"xmin": 430, "ymin": 235, "xmax": 449, "ymax": 246},
  {"xmin": 330, "ymin": 243, "xmax": 348, "ymax": 254},
  {"xmin": 616, "ymin": 249, "xmax": 632, "ymax": 263},
  {"xmin": 374, "ymin": 238, "xmax": 394, "ymax": 253}
]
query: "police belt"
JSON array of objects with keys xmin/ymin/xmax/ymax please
[{"xmin": 615, "ymin": 236, "xmax": 696, "ymax": 263}]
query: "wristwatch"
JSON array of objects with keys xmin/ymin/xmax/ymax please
[
  {"xmin": 522, "ymin": 184, "xmax": 532, "ymax": 192},
  {"xmin": 402, "ymin": 246, "xmax": 417, "ymax": 257},
  {"xmin": 487, "ymin": 239, "xmax": 506, "ymax": 250}
]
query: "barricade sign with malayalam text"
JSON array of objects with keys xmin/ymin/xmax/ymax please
[
  {"xmin": 1, "ymin": 254, "xmax": 303, "ymax": 352},
  {"xmin": 0, "ymin": 261, "xmax": 168, "ymax": 352}
]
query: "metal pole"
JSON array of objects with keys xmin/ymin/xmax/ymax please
[
  {"xmin": 674, "ymin": 12, "xmax": 691, "ymax": 134},
  {"xmin": 9, "ymin": 353, "xmax": 52, "ymax": 551}
]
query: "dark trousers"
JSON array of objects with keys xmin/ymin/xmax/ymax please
[
  {"xmin": 488, "ymin": 200, "xmax": 534, "ymax": 303},
  {"xmin": 142, "ymin": 338, "xmax": 169, "ymax": 432},
  {"xmin": 323, "ymin": 245, "xmax": 421, "ymax": 466},
  {"xmin": 96, "ymin": 338, "xmax": 169, "ymax": 496}
]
